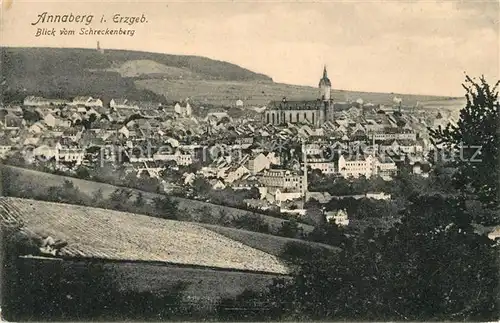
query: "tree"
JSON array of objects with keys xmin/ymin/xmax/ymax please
[
  {"xmin": 91, "ymin": 188, "xmax": 104, "ymax": 205},
  {"xmin": 108, "ymin": 188, "xmax": 133, "ymax": 211},
  {"xmin": 304, "ymin": 199, "xmax": 324, "ymax": 225},
  {"xmin": 217, "ymin": 209, "xmax": 232, "ymax": 226},
  {"xmin": 306, "ymin": 221, "xmax": 347, "ymax": 248},
  {"xmin": 232, "ymin": 213, "xmax": 269, "ymax": 233},
  {"xmin": 134, "ymin": 192, "xmax": 145, "ymax": 207},
  {"xmin": 235, "ymin": 76, "xmax": 500, "ymax": 322},
  {"xmin": 153, "ymin": 196, "xmax": 179, "ymax": 220},
  {"xmin": 22, "ymin": 109, "xmax": 41, "ymax": 122},
  {"xmin": 277, "ymin": 218, "xmax": 303, "ymax": 239},
  {"xmin": 192, "ymin": 177, "xmax": 210, "ymax": 196},
  {"xmin": 196, "ymin": 205, "xmax": 214, "ymax": 224},
  {"xmin": 75, "ymin": 166, "xmax": 90, "ymax": 179},
  {"xmin": 429, "ymin": 76, "xmax": 499, "ymax": 214}
]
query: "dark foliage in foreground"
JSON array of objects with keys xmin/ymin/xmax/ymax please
[
  {"xmin": 0, "ymin": 226, "xmax": 195, "ymax": 321},
  {"xmin": 213, "ymin": 76, "xmax": 500, "ymax": 321}
]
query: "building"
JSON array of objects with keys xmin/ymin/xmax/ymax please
[
  {"xmin": 265, "ymin": 66, "xmax": 334, "ymax": 126},
  {"xmin": 258, "ymin": 169, "xmax": 304, "ymax": 192},
  {"xmin": 174, "ymin": 101, "xmax": 192, "ymax": 117},
  {"xmin": 374, "ymin": 155, "xmax": 397, "ymax": 179},
  {"xmin": 23, "ymin": 96, "xmax": 70, "ymax": 107},
  {"xmin": 247, "ymin": 153, "xmax": 271, "ymax": 174},
  {"xmin": 153, "ymin": 149, "xmax": 194, "ymax": 166},
  {"xmin": 338, "ymin": 154, "xmax": 375, "ymax": 179},
  {"xmin": 308, "ymin": 157, "xmax": 336, "ymax": 174},
  {"xmin": 55, "ymin": 144, "xmax": 85, "ymax": 165},
  {"xmin": 0, "ymin": 140, "xmax": 12, "ymax": 158},
  {"xmin": 326, "ymin": 209, "xmax": 349, "ymax": 227}
]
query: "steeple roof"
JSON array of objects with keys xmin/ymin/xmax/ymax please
[{"xmin": 319, "ymin": 65, "xmax": 331, "ymax": 87}]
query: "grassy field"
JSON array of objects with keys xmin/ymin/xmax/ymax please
[
  {"xmin": 1, "ymin": 165, "xmax": 314, "ymax": 233},
  {"xmin": 14, "ymin": 256, "xmax": 287, "ymax": 311},
  {"xmin": 201, "ymin": 224, "xmax": 340, "ymax": 257},
  {"xmin": 0, "ymin": 196, "xmax": 290, "ymax": 273},
  {"xmin": 136, "ymin": 78, "xmax": 457, "ymax": 107}
]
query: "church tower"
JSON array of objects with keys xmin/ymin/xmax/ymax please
[
  {"xmin": 319, "ymin": 65, "xmax": 331, "ymax": 101},
  {"xmin": 318, "ymin": 65, "xmax": 332, "ymax": 125}
]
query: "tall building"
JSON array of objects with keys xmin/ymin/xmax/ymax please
[{"xmin": 265, "ymin": 66, "xmax": 334, "ymax": 126}]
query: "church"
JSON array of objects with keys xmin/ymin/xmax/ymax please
[{"xmin": 265, "ymin": 66, "xmax": 334, "ymax": 126}]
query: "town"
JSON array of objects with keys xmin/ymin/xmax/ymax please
[
  {"xmin": 0, "ymin": 67, "xmax": 450, "ymax": 228},
  {"xmin": 2, "ymin": 1, "xmax": 498, "ymax": 320}
]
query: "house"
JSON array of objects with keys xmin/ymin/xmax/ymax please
[
  {"xmin": 325, "ymin": 209, "xmax": 349, "ymax": 226},
  {"xmin": 365, "ymin": 192, "xmax": 392, "ymax": 200},
  {"xmin": 266, "ymin": 152, "xmax": 281, "ymax": 165},
  {"xmin": 244, "ymin": 198, "xmax": 273, "ymax": 211},
  {"xmin": 258, "ymin": 169, "xmax": 305, "ymax": 195},
  {"xmin": 56, "ymin": 144, "xmax": 85, "ymax": 165},
  {"xmin": 338, "ymin": 154, "xmax": 375, "ymax": 179},
  {"xmin": 174, "ymin": 101, "xmax": 192, "ymax": 117},
  {"xmin": 274, "ymin": 188, "xmax": 303, "ymax": 204},
  {"xmin": 411, "ymin": 161, "xmax": 431, "ymax": 178},
  {"xmin": 209, "ymin": 179, "xmax": 226, "ymax": 190},
  {"xmin": 183, "ymin": 172, "xmax": 196, "ymax": 186},
  {"xmin": 61, "ymin": 127, "xmax": 84, "ymax": 142},
  {"xmin": 308, "ymin": 157, "xmax": 336, "ymax": 174},
  {"xmin": 225, "ymin": 165, "xmax": 250, "ymax": 183},
  {"xmin": 23, "ymin": 96, "xmax": 69, "ymax": 107},
  {"xmin": 2, "ymin": 114, "xmax": 24, "ymax": 130},
  {"xmin": 56, "ymin": 118, "xmax": 72, "ymax": 128},
  {"xmin": 0, "ymin": 139, "xmax": 12, "ymax": 158},
  {"xmin": 23, "ymin": 136, "xmax": 40, "ymax": 147},
  {"xmin": 33, "ymin": 144, "xmax": 58, "ymax": 160},
  {"xmin": 305, "ymin": 191, "xmax": 333, "ymax": 204},
  {"xmin": 379, "ymin": 139, "xmax": 420, "ymax": 155},
  {"xmin": 135, "ymin": 161, "xmax": 165, "ymax": 179},
  {"xmin": 40, "ymin": 112, "xmax": 55, "ymax": 128},
  {"xmin": 153, "ymin": 149, "xmax": 194, "ymax": 166},
  {"xmin": 29, "ymin": 122, "xmax": 46, "ymax": 134},
  {"xmin": 69, "ymin": 96, "xmax": 103, "ymax": 108},
  {"xmin": 118, "ymin": 126, "xmax": 130, "ymax": 139},
  {"xmin": 374, "ymin": 155, "xmax": 397, "ymax": 179},
  {"xmin": 280, "ymin": 200, "xmax": 307, "ymax": 216},
  {"xmin": 304, "ymin": 143, "xmax": 323, "ymax": 156},
  {"xmin": 373, "ymin": 128, "xmax": 417, "ymax": 141},
  {"xmin": 247, "ymin": 153, "xmax": 271, "ymax": 174},
  {"xmin": 110, "ymin": 98, "xmax": 137, "ymax": 109},
  {"xmin": 70, "ymin": 112, "xmax": 83, "ymax": 124},
  {"xmin": 84, "ymin": 107, "xmax": 101, "ymax": 119}
]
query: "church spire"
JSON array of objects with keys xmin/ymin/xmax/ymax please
[{"xmin": 319, "ymin": 65, "xmax": 331, "ymax": 87}]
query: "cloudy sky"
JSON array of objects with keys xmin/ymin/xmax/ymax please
[{"xmin": 1, "ymin": 0, "xmax": 498, "ymax": 96}]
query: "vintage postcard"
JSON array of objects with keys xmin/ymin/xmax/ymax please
[{"xmin": 0, "ymin": 0, "xmax": 499, "ymax": 321}]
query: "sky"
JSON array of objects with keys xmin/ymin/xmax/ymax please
[{"xmin": 1, "ymin": 0, "xmax": 499, "ymax": 96}]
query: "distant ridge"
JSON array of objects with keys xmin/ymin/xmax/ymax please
[
  {"xmin": 1, "ymin": 46, "xmax": 456, "ymax": 107},
  {"xmin": 1, "ymin": 47, "xmax": 273, "ymax": 81}
]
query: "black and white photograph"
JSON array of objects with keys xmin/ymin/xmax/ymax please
[{"xmin": 0, "ymin": 0, "xmax": 499, "ymax": 321}]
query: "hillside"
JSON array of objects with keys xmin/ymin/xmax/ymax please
[
  {"xmin": 0, "ymin": 47, "xmax": 272, "ymax": 104},
  {"xmin": 1, "ymin": 165, "xmax": 314, "ymax": 233},
  {"xmin": 0, "ymin": 196, "xmax": 290, "ymax": 274},
  {"xmin": 1, "ymin": 46, "xmax": 456, "ymax": 107}
]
